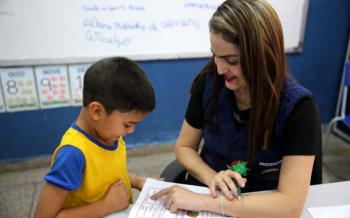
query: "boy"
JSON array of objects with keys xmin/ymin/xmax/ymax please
[{"xmin": 35, "ymin": 57, "xmax": 155, "ymax": 218}]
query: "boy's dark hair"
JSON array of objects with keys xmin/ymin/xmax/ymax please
[{"xmin": 83, "ymin": 57, "xmax": 155, "ymax": 114}]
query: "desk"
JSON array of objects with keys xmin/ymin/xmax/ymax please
[
  {"xmin": 104, "ymin": 207, "xmax": 130, "ymax": 218},
  {"xmin": 301, "ymin": 181, "xmax": 350, "ymax": 218},
  {"xmin": 107, "ymin": 181, "xmax": 350, "ymax": 218}
]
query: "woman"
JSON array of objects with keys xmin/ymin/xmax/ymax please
[{"xmin": 152, "ymin": 0, "xmax": 322, "ymax": 217}]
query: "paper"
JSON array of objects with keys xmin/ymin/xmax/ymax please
[
  {"xmin": 128, "ymin": 178, "xmax": 226, "ymax": 218},
  {"xmin": 307, "ymin": 204, "xmax": 350, "ymax": 218}
]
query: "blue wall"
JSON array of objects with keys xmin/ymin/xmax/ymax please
[
  {"xmin": 0, "ymin": 0, "xmax": 349, "ymax": 162},
  {"xmin": 288, "ymin": 0, "xmax": 350, "ymax": 122}
]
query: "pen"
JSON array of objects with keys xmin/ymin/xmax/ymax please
[
  {"xmin": 227, "ymin": 160, "xmax": 249, "ymax": 200},
  {"xmin": 233, "ymin": 179, "xmax": 241, "ymax": 199}
]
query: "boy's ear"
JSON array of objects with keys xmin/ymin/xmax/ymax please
[{"xmin": 87, "ymin": 101, "xmax": 106, "ymax": 121}]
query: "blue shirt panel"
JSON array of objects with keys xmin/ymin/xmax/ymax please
[{"xmin": 45, "ymin": 146, "xmax": 85, "ymax": 191}]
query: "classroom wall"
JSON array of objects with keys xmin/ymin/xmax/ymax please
[{"xmin": 0, "ymin": 0, "xmax": 349, "ymax": 162}]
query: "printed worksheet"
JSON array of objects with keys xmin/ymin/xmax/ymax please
[{"xmin": 128, "ymin": 179, "xmax": 226, "ymax": 218}]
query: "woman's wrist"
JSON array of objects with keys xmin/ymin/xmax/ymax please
[
  {"xmin": 201, "ymin": 194, "xmax": 222, "ymax": 214},
  {"xmin": 187, "ymin": 193, "xmax": 215, "ymax": 212}
]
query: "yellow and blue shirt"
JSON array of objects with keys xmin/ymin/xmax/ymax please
[{"xmin": 45, "ymin": 123, "xmax": 131, "ymax": 208}]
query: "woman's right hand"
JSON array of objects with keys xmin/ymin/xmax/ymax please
[
  {"xmin": 208, "ymin": 169, "xmax": 246, "ymax": 200},
  {"xmin": 151, "ymin": 185, "xmax": 204, "ymax": 213}
]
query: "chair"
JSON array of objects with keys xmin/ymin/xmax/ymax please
[
  {"xmin": 323, "ymin": 60, "xmax": 350, "ymax": 150},
  {"xmin": 160, "ymin": 159, "xmax": 187, "ymax": 183}
]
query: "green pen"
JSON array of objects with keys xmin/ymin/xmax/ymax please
[
  {"xmin": 227, "ymin": 160, "xmax": 249, "ymax": 199},
  {"xmin": 233, "ymin": 179, "xmax": 241, "ymax": 199}
]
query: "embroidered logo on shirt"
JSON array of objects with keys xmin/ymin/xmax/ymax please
[
  {"xmin": 258, "ymin": 160, "xmax": 282, "ymax": 167},
  {"xmin": 258, "ymin": 160, "xmax": 281, "ymax": 174}
]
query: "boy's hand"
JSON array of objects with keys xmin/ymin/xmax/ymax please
[
  {"xmin": 133, "ymin": 176, "xmax": 165, "ymax": 191},
  {"xmin": 130, "ymin": 174, "xmax": 165, "ymax": 191},
  {"xmin": 102, "ymin": 180, "xmax": 130, "ymax": 214},
  {"xmin": 133, "ymin": 175, "xmax": 146, "ymax": 191}
]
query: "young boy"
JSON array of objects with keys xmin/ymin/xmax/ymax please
[{"xmin": 35, "ymin": 57, "xmax": 156, "ymax": 218}]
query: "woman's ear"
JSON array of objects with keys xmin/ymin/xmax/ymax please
[{"xmin": 87, "ymin": 101, "xmax": 106, "ymax": 121}]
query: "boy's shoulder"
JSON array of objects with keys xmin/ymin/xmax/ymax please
[{"xmin": 60, "ymin": 127, "xmax": 86, "ymax": 146}]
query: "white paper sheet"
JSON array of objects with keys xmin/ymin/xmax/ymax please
[
  {"xmin": 307, "ymin": 204, "xmax": 350, "ymax": 218},
  {"xmin": 128, "ymin": 178, "xmax": 228, "ymax": 218}
]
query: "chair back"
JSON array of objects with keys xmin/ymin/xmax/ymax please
[
  {"xmin": 340, "ymin": 60, "xmax": 350, "ymax": 117},
  {"xmin": 344, "ymin": 60, "xmax": 350, "ymax": 86}
]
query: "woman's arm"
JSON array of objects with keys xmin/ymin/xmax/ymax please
[
  {"xmin": 153, "ymin": 155, "xmax": 314, "ymax": 218},
  {"xmin": 175, "ymin": 120, "xmax": 216, "ymax": 186},
  {"xmin": 219, "ymin": 155, "xmax": 314, "ymax": 218},
  {"xmin": 35, "ymin": 180, "xmax": 130, "ymax": 218},
  {"xmin": 176, "ymin": 120, "xmax": 246, "ymax": 199}
]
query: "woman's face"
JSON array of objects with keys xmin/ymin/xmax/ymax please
[{"xmin": 210, "ymin": 32, "xmax": 248, "ymax": 93}]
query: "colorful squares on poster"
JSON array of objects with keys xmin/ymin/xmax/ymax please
[
  {"xmin": 35, "ymin": 65, "xmax": 71, "ymax": 108},
  {"xmin": 0, "ymin": 67, "xmax": 39, "ymax": 112},
  {"xmin": 68, "ymin": 64, "xmax": 90, "ymax": 106}
]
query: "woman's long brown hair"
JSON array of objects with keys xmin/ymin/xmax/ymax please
[{"xmin": 192, "ymin": 0, "xmax": 287, "ymax": 160}]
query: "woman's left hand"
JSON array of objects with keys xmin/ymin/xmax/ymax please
[
  {"xmin": 209, "ymin": 169, "xmax": 246, "ymax": 200},
  {"xmin": 151, "ymin": 185, "xmax": 202, "ymax": 213}
]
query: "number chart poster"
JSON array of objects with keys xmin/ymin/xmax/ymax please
[
  {"xmin": 0, "ymin": 67, "xmax": 39, "ymax": 112},
  {"xmin": 0, "ymin": 82, "xmax": 5, "ymax": 112},
  {"xmin": 35, "ymin": 65, "xmax": 71, "ymax": 108},
  {"xmin": 68, "ymin": 64, "xmax": 90, "ymax": 106}
]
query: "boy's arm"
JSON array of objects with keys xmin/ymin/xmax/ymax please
[
  {"xmin": 35, "ymin": 180, "xmax": 130, "ymax": 218},
  {"xmin": 129, "ymin": 173, "xmax": 146, "ymax": 191},
  {"xmin": 34, "ymin": 183, "xmax": 69, "ymax": 218}
]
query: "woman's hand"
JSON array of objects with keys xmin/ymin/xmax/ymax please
[
  {"xmin": 209, "ymin": 169, "xmax": 246, "ymax": 200},
  {"xmin": 151, "ymin": 185, "xmax": 203, "ymax": 213}
]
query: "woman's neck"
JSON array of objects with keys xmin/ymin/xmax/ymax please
[{"xmin": 234, "ymin": 88, "xmax": 251, "ymax": 111}]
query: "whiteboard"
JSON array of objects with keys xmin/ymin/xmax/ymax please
[{"xmin": 0, "ymin": 0, "xmax": 309, "ymax": 66}]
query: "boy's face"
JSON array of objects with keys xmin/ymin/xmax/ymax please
[{"xmin": 95, "ymin": 109, "xmax": 147, "ymax": 146}]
